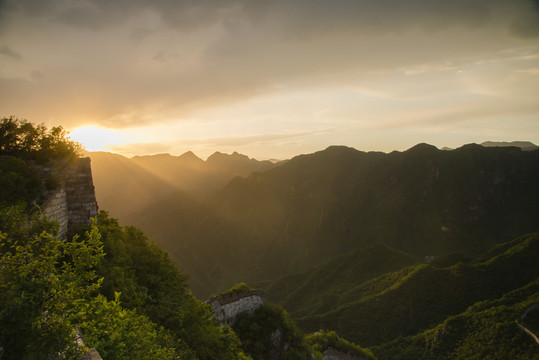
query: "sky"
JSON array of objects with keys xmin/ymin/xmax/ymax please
[{"xmin": 1, "ymin": 0, "xmax": 538, "ymax": 160}]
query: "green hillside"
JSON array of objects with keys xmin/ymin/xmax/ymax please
[
  {"xmin": 264, "ymin": 243, "xmax": 419, "ymax": 316},
  {"xmin": 373, "ymin": 278, "xmax": 539, "ymax": 360},
  {"xmin": 270, "ymin": 233, "xmax": 539, "ymax": 350}
]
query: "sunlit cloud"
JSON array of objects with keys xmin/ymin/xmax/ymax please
[{"xmin": 69, "ymin": 126, "xmax": 126, "ymax": 152}]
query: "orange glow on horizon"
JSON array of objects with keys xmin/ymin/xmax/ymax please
[{"xmin": 69, "ymin": 126, "xmax": 125, "ymax": 152}]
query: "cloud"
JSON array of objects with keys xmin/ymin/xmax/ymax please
[
  {"xmin": 0, "ymin": 45, "xmax": 21, "ymax": 60},
  {"xmin": 107, "ymin": 129, "xmax": 334, "ymax": 158},
  {"xmin": 0, "ymin": 0, "xmax": 538, "ymax": 146},
  {"xmin": 185, "ymin": 130, "xmax": 333, "ymax": 147},
  {"xmin": 109, "ymin": 141, "xmax": 172, "ymax": 155},
  {"xmin": 152, "ymin": 51, "xmax": 180, "ymax": 62},
  {"xmin": 113, "ymin": 130, "xmax": 329, "ymax": 151},
  {"xmin": 510, "ymin": 11, "xmax": 539, "ymax": 39},
  {"xmin": 1, "ymin": 0, "xmax": 531, "ymax": 33}
]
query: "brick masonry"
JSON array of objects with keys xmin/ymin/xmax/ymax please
[
  {"xmin": 208, "ymin": 289, "xmax": 265, "ymax": 326},
  {"xmin": 41, "ymin": 157, "xmax": 98, "ymax": 238}
]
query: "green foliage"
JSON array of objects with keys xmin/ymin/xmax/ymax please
[
  {"xmin": 276, "ymin": 233, "xmax": 539, "ymax": 351},
  {"xmin": 0, "ymin": 117, "xmax": 82, "ymax": 161},
  {"xmin": 233, "ymin": 303, "xmax": 314, "ymax": 360},
  {"xmin": 306, "ymin": 234, "xmax": 539, "ymax": 347},
  {"xmin": 77, "ymin": 293, "xmax": 178, "ymax": 360},
  {"xmin": 0, "ymin": 203, "xmax": 60, "ymax": 243},
  {"xmin": 373, "ymin": 279, "xmax": 539, "ymax": 360},
  {"xmin": 93, "ymin": 211, "xmax": 251, "ymax": 360},
  {"xmin": 265, "ymin": 243, "xmax": 418, "ymax": 317},
  {"xmin": 221, "ymin": 282, "xmax": 253, "ymax": 296},
  {"xmin": 0, "ymin": 216, "xmax": 183, "ymax": 359},
  {"xmin": 0, "ymin": 157, "xmax": 41, "ymax": 207},
  {"xmin": 0, "ymin": 222, "xmax": 104, "ymax": 359},
  {"xmin": 0, "ymin": 202, "xmax": 28, "ymax": 236},
  {"xmin": 0, "ymin": 205, "xmax": 176, "ymax": 358},
  {"xmin": 306, "ymin": 330, "xmax": 376, "ymax": 360}
]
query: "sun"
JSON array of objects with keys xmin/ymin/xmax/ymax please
[{"xmin": 69, "ymin": 126, "xmax": 124, "ymax": 152}]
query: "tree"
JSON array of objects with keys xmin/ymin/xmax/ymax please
[
  {"xmin": 0, "ymin": 116, "xmax": 82, "ymax": 161},
  {"xmin": 0, "ymin": 219, "xmax": 179, "ymax": 359}
]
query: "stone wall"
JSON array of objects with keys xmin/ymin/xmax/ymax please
[
  {"xmin": 209, "ymin": 289, "xmax": 265, "ymax": 325},
  {"xmin": 63, "ymin": 158, "xmax": 98, "ymax": 232},
  {"xmin": 42, "ymin": 187, "xmax": 69, "ymax": 239},
  {"xmin": 39, "ymin": 157, "xmax": 98, "ymax": 238}
]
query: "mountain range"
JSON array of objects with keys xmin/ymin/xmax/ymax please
[
  {"xmin": 88, "ymin": 142, "xmax": 539, "ymax": 300},
  {"xmin": 88, "ymin": 150, "xmax": 278, "ymax": 221}
]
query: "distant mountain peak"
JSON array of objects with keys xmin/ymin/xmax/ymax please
[
  {"xmin": 207, "ymin": 151, "xmax": 251, "ymax": 163},
  {"xmin": 179, "ymin": 151, "xmax": 203, "ymax": 162},
  {"xmin": 406, "ymin": 143, "xmax": 439, "ymax": 153},
  {"xmin": 132, "ymin": 153, "xmax": 174, "ymax": 160},
  {"xmin": 481, "ymin": 141, "xmax": 538, "ymax": 151}
]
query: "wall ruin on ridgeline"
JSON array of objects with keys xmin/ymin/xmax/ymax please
[
  {"xmin": 208, "ymin": 289, "xmax": 265, "ymax": 326},
  {"xmin": 40, "ymin": 157, "xmax": 98, "ymax": 238}
]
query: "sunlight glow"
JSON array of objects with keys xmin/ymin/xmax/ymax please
[{"xmin": 69, "ymin": 126, "xmax": 125, "ymax": 152}]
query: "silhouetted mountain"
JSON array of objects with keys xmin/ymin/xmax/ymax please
[
  {"xmin": 88, "ymin": 150, "xmax": 279, "ymax": 221},
  {"xmin": 481, "ymin": 140, "xmax": 538, "ymax": 151},
  {"xmin": 121, "ymin": 143, "xmax": 539, "ymax": 298}
]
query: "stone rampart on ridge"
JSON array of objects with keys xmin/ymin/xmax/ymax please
[
  {"xmin": 208, "ymin": 289, "xmax": 265, "ymax": 325},
  {"xmin": 39, "ymin": 157, "xmax": 98, "ymax": 238}
]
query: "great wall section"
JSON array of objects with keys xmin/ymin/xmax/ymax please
[
  {"xmin": 208, "ymin": 289, "xmax": 265, "ymax": 326},
  {"xmin": 34, "ymin": 157, "xmax": 101, "ymax": 359},
  {"xmin": 36, "ymin": 157, "xmax": 98, "ymax": 239}
]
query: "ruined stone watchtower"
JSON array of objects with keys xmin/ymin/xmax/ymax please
[
  {"xmin": 40, "ymin": 157, "xmax": 98, "ymax": 238},
  {"xmin": 208, "ymin": 289, "xmax": 265, "ymax": 326}
]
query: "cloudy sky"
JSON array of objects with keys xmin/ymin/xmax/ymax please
[{"xmin": 1, "ymin": 0, "xmax": 538, "ymax": 159}]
